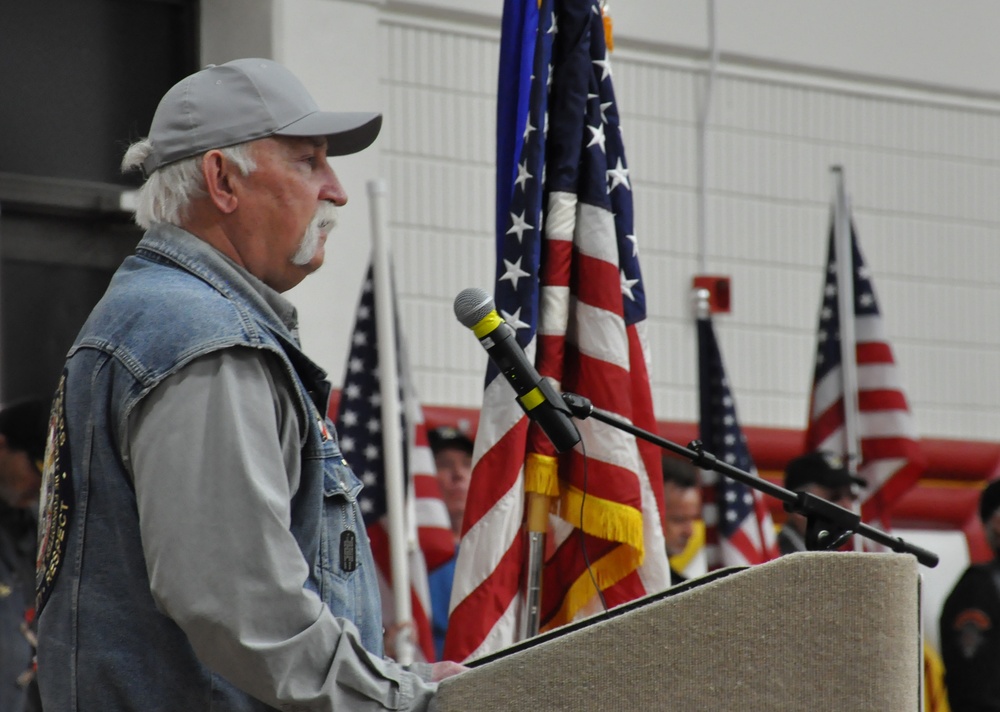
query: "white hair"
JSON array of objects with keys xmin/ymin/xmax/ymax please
[{"xmin": 121, "ymin": 140, "xmax": 257, "ymax": 229}]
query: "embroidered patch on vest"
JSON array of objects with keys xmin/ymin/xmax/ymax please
[{"xmin": 35, "ymin": 373, "xmax": 73, "ymax": 614}]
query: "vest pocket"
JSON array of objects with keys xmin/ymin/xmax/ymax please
[
  {"xmin": 311, "ymin": 436, "xmax": 384, "ymax": 653},
  {"xmin": 318, "ymin": 459, "xmax": 366, "ymax": 587}
]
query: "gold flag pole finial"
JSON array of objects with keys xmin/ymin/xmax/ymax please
[{"xmin": 601, "ymin": 2, "xmax": 614, "ymax": 52}]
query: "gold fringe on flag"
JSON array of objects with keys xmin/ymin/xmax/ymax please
[
  {"xmin": 542, "ymin": 543, "xmax": 639, "ymax": 630},
  {"xmin": 524, "ymin": 452, "xmax": 561, "ymax": 498},
  {"xmin": 560, "ymin": 485, "xmax": 645, "ymax": 553}
]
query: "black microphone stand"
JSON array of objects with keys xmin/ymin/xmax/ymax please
[{"xmin": 561, "ymin": 392, "xmax": 939, "ymax": 568}]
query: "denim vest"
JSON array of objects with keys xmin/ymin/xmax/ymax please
[{"xmin": 36, "ymin": 225, "xmax": 382, "ymax": 711}]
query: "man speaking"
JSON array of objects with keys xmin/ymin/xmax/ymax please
[{"xmin": 35, "ymin": 58, "xmax": 462, "ymax": 711}]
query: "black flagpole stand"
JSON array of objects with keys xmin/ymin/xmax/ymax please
[{"xmin": 561, "ymin": 392, "xmax": 939, "ymax": 568}]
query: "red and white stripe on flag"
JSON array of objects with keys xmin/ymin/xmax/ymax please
[
  {"xmin": 335, "ymin": 265, "xmax": 454, "ymax": 662},
  {"xmin": 805, "ymin": 221, "xmax": 925, "ymax": 524},
  {"xmin": 533, "ymin": 198, "xmax": 670, "ymax": 631},
  {"xmin": 371, "ymin": 414, "xmax": 454, "ymax": 661},
  {"xmin": 696, "ymin": 313, "xmax": 780, "ymax": 569}
]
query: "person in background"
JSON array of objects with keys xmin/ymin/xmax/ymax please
[
  {"xmin": 34, "ymin": 58, "xmax": 462, "ymax": 712},
  {"xmin": 661, "ymin": 456, "xmax": 704, "ymax": 584},
  {"xmin": 939, "ymin": 479, "xmax": 1000, "ymax": 711},
  {"xmin": 0, "ymin": 398, "xmax": 49, "ymax": 712},
  {"xmin": 776, "ymin": 451, "xmax": 864, "ymax": 555},
  {"xmin": 426, "ymin": 426, "xmax": 473, "ymax": 659}
]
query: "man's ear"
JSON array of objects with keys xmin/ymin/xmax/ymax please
[
  {"xmin": 0, "ymin": 434, "xmax": 10, "ymax": 453},
  {"xmin": 201, "ymin": 150, "xmax": 240, "ymax": 214}
]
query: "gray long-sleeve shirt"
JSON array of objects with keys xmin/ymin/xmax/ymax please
[{"xmin": 122, "ymin": 269, "xmax": 437, "ymax": 711}]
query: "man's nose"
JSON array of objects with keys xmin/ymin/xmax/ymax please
[{"xmin": 320, "ymin": 165, "xmax": 348, "ymax": 206}]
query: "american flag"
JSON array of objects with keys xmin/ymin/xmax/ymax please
[
  {"xmin": 697, "ymin": 312, "xmax": 779, "ymax": 568},
  {"xmin": 805, "ymin": 219, "xmax": 925, "ymax": 523},
  {"xmin": 334, "ymin": 265, "xmax": 455, "ymax": 661},
  {"xmin": 443, "ymin": 0, "xmax": 670, "ymax": 662}
]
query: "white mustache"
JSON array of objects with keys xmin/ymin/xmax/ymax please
[
  {"xmin": 313, "ymin": 202, "xmax": 338, "ymax": 232},
  {"xmin": 291, "ymin": 203, "xmax": 338, "ymax": 266}
]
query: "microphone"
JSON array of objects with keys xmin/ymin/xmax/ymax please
[{"xmin": 453, "ymin": 288, "xmax": 580, "ymax": 453}]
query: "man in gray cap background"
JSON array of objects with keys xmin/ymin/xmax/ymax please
[
  {"xmin": 939, "ymin": 479, "xmax": 1000, "ymax": 711},
  {"xmin": 776, "ymin": 450, "xmax": 865, "ymax": 555},
  {"xmin": 35, "ymin": 58, "xmax": 462, "ymax": 712}
]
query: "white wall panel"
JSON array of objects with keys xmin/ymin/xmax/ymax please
[
  {"xmin": 630, "ymin": 185, "xmax": 697, "ymax": 256},
  {"xmin": 379, "ymin": 17, "xmax": 499, "ymax": 409},
  {"xmin": 621, "ymin": 55, "xmax": 1000, "ymax": 439}
]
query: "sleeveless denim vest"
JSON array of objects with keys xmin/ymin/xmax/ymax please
[{"xmin": 36, "ymin": 225, "xmax": 382, "ymax": 711}]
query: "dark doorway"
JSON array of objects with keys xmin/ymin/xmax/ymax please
[
  {"xmin": 0, "ymin": 0, "xmax": 199, "ymax": 185},
  {"xmin": 0, "ymin": 0, "xmax": 198, "ymax": 403}
]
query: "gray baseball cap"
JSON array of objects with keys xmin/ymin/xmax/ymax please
[{"xmin": 140, "ymin": 58, "xmax": 382, "ymax": 175}]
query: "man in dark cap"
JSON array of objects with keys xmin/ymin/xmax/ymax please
[
  {"xmin": 939, "ymin": 479, "xmax": 1000, "ymax": 711},
  {"xmin": 426, "ymin": 426, "xmax": 473, "ymax": 659},
  {"xmin": 0, "ymin": 398, "xmax": 49, "ymax": 712},
  {"xmin": 661, "ymin": 456, "xmax": 703, "ymax": 584},
  {"xmin": 427, "ymin": 426, "xmax": 474, "ymax": 542},
  {"xmin": 777, "ymin": 451, "xmax": 865, "ymax": 555},
  {"xmin": 34, "ymin": 58, "xmax": 461, "ymax": 712}
]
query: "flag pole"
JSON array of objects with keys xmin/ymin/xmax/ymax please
[
  {"xmin": 695, "ymin": 0, "xmax": 718, "ymax": 274},
  {"xmin": 831, "ymin": 167, "xmax": 863, "ymax": 546},
  {"xmin": 521, "ymin": 487, "xmax": 547, "ymax": 640},
  {"xmin": 367, "ymin": 178, "xmax": 414, "ymax": 664}
]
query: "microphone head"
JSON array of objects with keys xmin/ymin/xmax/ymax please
[{"xmin": 453, "ymin": 287, "xmax": 496, "ymax": 328}]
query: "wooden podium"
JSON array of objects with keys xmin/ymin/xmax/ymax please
[{"xmin": 435, "ymin": 552, "xmax": 920, "ymax": 711}]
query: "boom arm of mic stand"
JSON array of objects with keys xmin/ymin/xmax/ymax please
[{"xmin": 561, "ymin": 393, "xmax": 939, "ymax": 568}]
